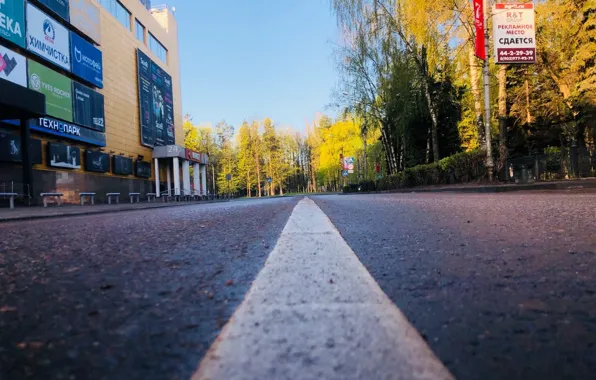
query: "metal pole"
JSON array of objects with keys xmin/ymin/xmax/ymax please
[
  {"xmin": 483, "ymin": 0, "xmax": 494, "ymax": 181},
  {"xmin": 20, "ymin": 119, "xmax": 33, "ymax": 204}
]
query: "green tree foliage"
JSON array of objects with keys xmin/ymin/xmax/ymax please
[{"xmin": 331, "ymin": 0, "xmax": 596, "ymax": 181}]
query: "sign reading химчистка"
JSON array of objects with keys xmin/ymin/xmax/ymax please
[
  {"xmin": 493, "ymin": 3, "xmax": 536, "ymax": 64},
  {"xmin": 26, "ymin": 3, "xmax": 71, "ymax": 71},
  {"xmin": 0, "ymin": 0, "xmax": 25, "ymax": 47}
]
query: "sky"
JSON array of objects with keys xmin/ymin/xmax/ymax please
[{"xmin": 164, "ymin": 0, "xmax": 341, "ymax": 132}]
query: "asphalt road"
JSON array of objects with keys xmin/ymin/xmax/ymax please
[
  {"xmin": 313, "ymin": 192, "xmax": 596, "ymax": 380},
  {"xmin": 3, "ymin": 192, "xmax": 596, "ymax": 380},
  {"xmin": 0, "ymin": 198, "xmax": 299, "ymax": 380}
]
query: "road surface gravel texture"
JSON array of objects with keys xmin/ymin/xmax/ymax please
[
  {"xmin": 313, "ymin": 193, "xmax": 596, "ymax": 380},
  {"xmin": 0, "ymin": 198, "xmax": 298, "ymax": 380}
]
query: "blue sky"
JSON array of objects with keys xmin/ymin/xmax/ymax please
[{"xmin": 165, "ymin": 0, "xmax": 340, "ymax": 132}]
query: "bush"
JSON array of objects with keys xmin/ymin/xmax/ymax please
[
  {"xmin": 342, "ymin": 181, "xmax": 377, "ymax": 194},
  {"xmin": 373, "ymin": 150, "xmax": 486, "ymax": 192}
]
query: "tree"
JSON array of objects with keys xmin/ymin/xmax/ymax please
[
  {"xmin": 236, "ymin": 121, "xmax": 255, "ymax": 196},
  {"xmin": 251, "ymin": 121, "xmax": 263, "ymax": 197},
  {"xmin": 262, "ymin": 118, "xmax": 279, "ymax": 195},
  {"xmin": 214, "ymin": 121, "xmax": 236, "ymax": 194}
]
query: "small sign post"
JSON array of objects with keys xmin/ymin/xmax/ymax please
[{"xmin": 225, "ymin": 173, "xmax": 231, "ymax": 196}]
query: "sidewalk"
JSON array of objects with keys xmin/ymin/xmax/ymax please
[
  {"xmin": 353, "ymin": 178, "xmax": 596, "ymax": 195},
  {"xmin": 0, "ymin": 199, "xmax": 230, "ymax": 223}
]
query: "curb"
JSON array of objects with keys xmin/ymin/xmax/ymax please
[
  {"xmin": 342, "ymin": 179, "xmax": 596, "ymax": 195},
  {"xmin": 0, "ymin": 199, "xmax": 232, "ymax": 223}
]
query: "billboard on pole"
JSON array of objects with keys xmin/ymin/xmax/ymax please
[{"xmin": 493, "ymin": 3, "xmax": 536, "ymax": 64}]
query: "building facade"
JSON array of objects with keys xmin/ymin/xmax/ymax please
[{"xmin": 0, "ymin": 0, "xmax": 207, "ymax": 204}]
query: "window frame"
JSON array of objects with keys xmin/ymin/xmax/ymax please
[
  {"xmin": 99, "ymin": 0, "xmax": 131, "ymax": 30},
  {"xmin": 148, "ymin": 32, "xmax": 168, "ymax": 63},
  {"xmin": 135, "ymin": 19, "xmax": 145, "ymax": 43}
]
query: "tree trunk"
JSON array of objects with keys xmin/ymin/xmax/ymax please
[
  {"xmin": 421, "ymin": 73, "xmax": 440, "ymax": 162},
  {"xmin": 560, "ymin": 136, "xmax": 570, "ymax": 179},
  {"xmin": 576, "ymin": 122, "xmax": 588, "ymax": 176},
  {"xmin": 525, "ymin": 78, "xmax": 532, "ymax": 125},
  {"xmin": 379, "ymin": 123, "xmax": 393, "ymax": 174},
  {"xmin": 268, "ymin": 160, "xmax": 274, "ymax": 196},
  {"xmin": 256, "ymin": 154, "xmax": 261, "ymax": 197},
  {"xmin": 469, "ymin": 48, "xmax": 485, "ymax": 146},
  {"xmin": 425, "ymin": 125, "xmax": 432, "ymax": 164},
  {"xmin": 379, "ymin": 120, "xmax": 399, "ymax": 174},
  {"xmin": 401, "ymin": 133, "xmax": 406, "ymax": 170},
  {"xmin": 498, "ymin": 65, "xmax": 508, "ymax": 180},
  {"xmin": 211, "ymin": 165, "xmax": 216, "ymax": 194},
  {"xmin": 362, "ymin": 132, "xmax": 368, "ymax": 180}
]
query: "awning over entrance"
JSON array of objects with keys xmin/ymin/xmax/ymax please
[
  {"xmin": 152, "ymin": 145, "xmax": 209, "ymax": 165},
  {"xmin": 152, "ymin": 145, "xmax": 209, "ymax": 197},
  {"xmin": 0, "ymin": 78, "xmax": 45, "ymax": 120}
]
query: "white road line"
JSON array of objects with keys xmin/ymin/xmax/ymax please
[{"xmin": 192, "ymin": 197, "xmax": 453, "ymax": 380}]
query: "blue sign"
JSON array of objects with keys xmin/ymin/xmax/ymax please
[
  {"xmin": 36, "ymin": 0, "xmax": 69, "ymax": 21},
  {"xmin": 342, "ymin": 170, "xmax": 349, "ymax": 177},
  {"xmin": 31, "ymin": 117, "xmax": 106, "ymax": 146},
  {"xmin": 70, "ymin": 31, "xmax": 103, "ymax": 88}
]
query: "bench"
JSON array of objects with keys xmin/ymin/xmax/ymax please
[
  {"xmin": 147, "ymin": 193, "xmax": 156, "ymax": 202},
  {"xmin": 129, "ymin": 192, "xmax": 141, "ymax": 204},
  {"xmin": 0, "ymin": 193, "xmax": 18, "ymax": 209},
  {"xmin": 40, "ymin": 193, "xmax": 63, "ymax": 207},
  {"xmin": 106, "ymin": 193, "xmax": 120, "ymax": 204},
  {"xmin": 80, "ymin": 192, "xmax": 96, "ymax": 206}
]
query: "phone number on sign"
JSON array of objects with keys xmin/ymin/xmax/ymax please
[{"xmin": 497, "ymin": 48, "xmax": 535, "ymax": 63}]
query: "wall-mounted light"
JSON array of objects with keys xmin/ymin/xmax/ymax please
[
  {"xmin": 99, "ymin": 148, "xmax": 105, "ymax": 152},
  {"xmin": 119, "ymin": 153, "xmax": 125, "ymax": 156},
  {"xmin": 137, "ymin": 155, "xmax": 144, "ymax": 160},
  {"xmin": 128, "ymin": 155, "xmax": 133, "ymax": 158},
  {"xmin": 109, "ymin": 150, "xmax": 115, "ymax": 154}
]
